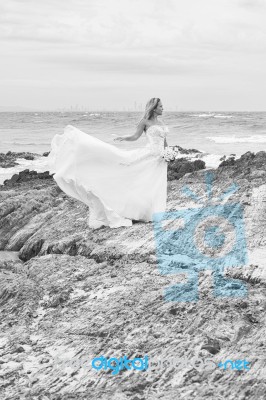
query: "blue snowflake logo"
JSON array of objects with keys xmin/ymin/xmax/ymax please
[{"xmin": 152, "ymin": 172, "xmax": 248, "ymax": 302}]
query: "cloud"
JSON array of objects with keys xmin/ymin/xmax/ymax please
[
  {"xmin": 0, "ymin": 0, "xmax": 266, "ymax": 109},
  {"xmin": 1, "ymin": 0, "xmax": 265, "ymax": 52},
  {"xmin": 237, "ymin": 0, "xmax": 266, "ymax": 8}
]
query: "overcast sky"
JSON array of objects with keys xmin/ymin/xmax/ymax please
[{"xmin": 0, "ymin": 0, "xmax": 266, "ymax": 111}]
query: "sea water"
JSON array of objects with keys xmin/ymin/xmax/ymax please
[{"xmin": 0, "ymin": 111, "xmax": 265, "ymax": 184}]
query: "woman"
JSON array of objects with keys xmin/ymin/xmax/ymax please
[{"xmin": 47, "ymin": 97, "xmax": 169, "ymax": 229}]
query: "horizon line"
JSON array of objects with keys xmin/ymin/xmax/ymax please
[{"xmin": 1, "ymin": 109, "xmax": 266, "ymax": 113}]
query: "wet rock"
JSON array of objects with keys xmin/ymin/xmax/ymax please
[
  {"xmin": 168, "ymin": 158, "xmax": 205, "ymax": 181},
  {"xmin": 219, "ymin": 156, "xmax": 236, "ymax": 167},
  {"xmin": 172, "ymin": 145, "xmax": 202, "ymax": 155},
  {"xmin": 3, "ymin": 169, "xmax": 53, "ymax": 186},
  {"xmin": 0, "ymin": 151, "xmax": 38, "ymax": 168},
  {"xmin": 219, "ymin": 151, "xmax": 266, "ymax": 170},
  {"xmin": 9, "ymin": 174, "xmax": 20, "ymax": 183},
  {"xmin": 24, "ymin": 155, "xmax": 34, "ymax": 160}
]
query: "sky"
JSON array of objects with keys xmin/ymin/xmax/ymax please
[{"xmin": 0, "ymin": 0, "xmax": 266, "ymax": 111}]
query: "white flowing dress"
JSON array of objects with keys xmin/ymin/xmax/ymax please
[{"xmin": 47, "ymin": 124, "xmax": 168, "ymax": 228}]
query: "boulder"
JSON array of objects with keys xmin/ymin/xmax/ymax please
[
  {"xmin": 3, "ymin": 169, "xmax": 53, "ymax": 186},
  {"xmin": 168, "ymin": 158, "xmax": 205, "ymax": 181}
]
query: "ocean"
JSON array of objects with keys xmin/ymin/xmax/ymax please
[{"xmin": 0, "ymin": 111, "xmax": 266, "ymax": 184}]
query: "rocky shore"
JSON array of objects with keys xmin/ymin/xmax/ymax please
[
  {"xmin": 0, "ymin": 149, "xmax": 265, "ymax": 399},
  {"xmin": 3, "ymin": 169, "xmax": 53, "ymax": 186},
  {"xmin": 0, "ymin": 151, "xmax": 38, "ymax": 168}
]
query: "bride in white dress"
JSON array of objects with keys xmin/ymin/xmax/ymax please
[{"xmin": 47, "ymin": 97, "xmax": 169, "ymax": 229}]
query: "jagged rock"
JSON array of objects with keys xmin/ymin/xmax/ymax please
[
  {"xmin": 0, "ymin": 151, "xmax": 38, "ymax": 168},
  {"xmin": 42, "ymin": 151, "xmax": 50, "ymax": 157},
  {"xmin": 168, "ymin": 158, "xmax": 205, "ymax": 181},
  {"xmin": 218, "ymin": 151, "xmax": 266, "ymax": 180},
  {"xmin": 3, "ymin": 169, "xmax": 53, "ymax": 186},
  {"xmin": 172, "ymin": 145, "xmax": 202, "ymax": 155},
  {"xmin": 8, "ymin": 173, "xmax": 20, "ymax": 183},
  {"xmin": 24, "ymin": 155, "xmax": 35, "ymax": 160},
  {"xmin": 219, "ymin": 157, "xmax": 236, "ymax": 167},
  {"xmin": 0, "ymin": 149, "xmax": 265, "ymax": 399}
]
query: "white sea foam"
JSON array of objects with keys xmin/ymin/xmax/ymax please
[
  {"xmin": 213, "ymin": 114, "xmax": 233, "ymax": 118},
  {"xmin": 174, "ymin": 149, "xmax": 222, "ymax": 169},
  {"xmin": 192, "ymin": 113, "xmax": 215, "ymax": 117},
  {"xmin": 207, "ymin": 135, "xmax": 266, "ymax": 144},
  {"xmin": 192, "ymin": 113, "xmax": 233, "ymax": 118},
  {"xmin": 200, "ymin": 154, "xmax": 223, "ymax": 168},
  {"xmin": 188, "ymin": 153, "xmax": 222, "ymax": 168},
  {"xmin": 0, "ymin": 156, "xmax": 49, "ymax": 185}
]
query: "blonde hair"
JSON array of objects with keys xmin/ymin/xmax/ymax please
[{"xmin": 139, "ymin": 97, "xmax": 161, "ymax": 132}]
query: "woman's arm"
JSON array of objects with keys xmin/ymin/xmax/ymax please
[{"xmin": 113, "ymin": 119, "xmax": 146, "ymax": 142}]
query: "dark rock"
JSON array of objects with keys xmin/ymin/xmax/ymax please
[
  {"xmin": 15, "ymin": 346, "xmax": 25, "ymax": 353},
  {"xmin": 9, "ymin": 174, "xmax": 19, "ymax": 183},
  {"xmin": 38, "ymin": 171, "xmax": 52, "ymax": 179},
  {"xmin": 43, "ymin": 151, "xmax": 50, "ymax": 157},
  {"xmin": 0, "ymin": 151, "xmax": 38, "ymax": 168},
  {"xmin": 201, "ymin": 344, "xmax": 220, "ymax": 355},
  {"xmin": 24, "ymin": 155, "xmax": 34, "ymax": 160},
  {"xmin": 168, "ymin": 158, "xmax": 205, "ymax": 181},
  {"xmin": 218, "ymin": 150, "xmax": 266, "ymax": 172},
  {"xmin": 3, "ymin": 169, "xmax": 53, "ymax": 186},
  {"xmin": 172, "ymin": 145, "xmax": 202, "ymax": 154},
  {"xmin": 253, "ymin": 151, "xmax": 266, "ymax": 167},
  {"xmin": 219, "ymin": 157, "xmax": 236, "ymax": 167},
  {"xmin": 239, "ymin": 151, "xmax": 255, "ymax": 162},
  {"xmin": 19, "ymin": 169, "xmax": 30, "ymax": 177}
]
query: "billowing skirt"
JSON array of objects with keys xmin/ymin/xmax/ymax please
[{"xmin": 47, "ymin": 125, "xmax": 167, "ymax": 228}]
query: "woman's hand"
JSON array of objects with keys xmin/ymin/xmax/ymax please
[
  {"xmin": 112, "ymin": 120, "xmax": 145, "ymax": 142},
  {"xmin": 112, "ymin": 134, "xmax": 124, "ymax": 142}
]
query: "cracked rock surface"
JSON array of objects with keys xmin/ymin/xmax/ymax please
[{"xmin": 0, "ymin": 151, "xmax": 265, "ymax": 399}]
